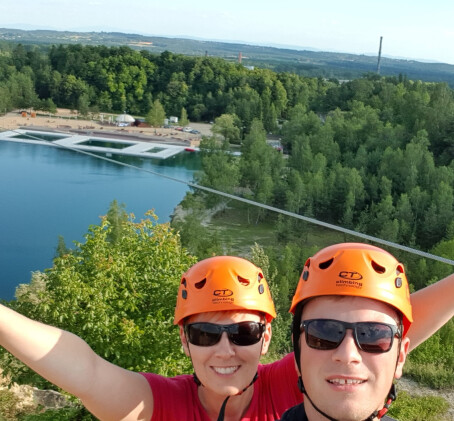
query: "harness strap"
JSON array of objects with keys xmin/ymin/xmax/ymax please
[
  {"xmin": 216, "ymin": 395, "xmax": 231, "ymax": 421},
  {"xmin": 215, "ymin": 372, "xmax": 258, "ymax": 421}
]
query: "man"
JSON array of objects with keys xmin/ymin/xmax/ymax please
[{"xmin": 281, "ymin": 243, "xmax": 413, "ymax": 421}]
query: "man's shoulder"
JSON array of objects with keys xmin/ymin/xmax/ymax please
[
  {"xmin": 279, "ymin": 403, "xmax": 308, "ymax": 421},
  {"xmin": 278, "ymin": 404, "xmax": 398, "ymax": 421}
]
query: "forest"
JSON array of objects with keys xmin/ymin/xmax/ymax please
[
  {"xmin": 1, "ymin": 40, "xmax": 454, "ymax": 312},
  {"xmin": 1, "ymin": 41, "xmax": 454, "ymax": 297},
  {"xmin": 0, "ymin": 42, "xmax": 453, "ymax": 420}
]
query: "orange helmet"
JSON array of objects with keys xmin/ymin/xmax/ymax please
[
  {"xmin": 290, "ymin": 243, "xmax": 413, "ymax": 336},
  {"xmin": 174, "ymin": 256, "xmax": 276, "ymax": 325}
]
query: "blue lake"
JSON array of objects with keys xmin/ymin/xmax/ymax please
[{"xmin": 0, "ymin": 140, "xmax": 200, "ymax": 300}]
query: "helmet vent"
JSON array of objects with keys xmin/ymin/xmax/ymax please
[
  {"xmin": 237, "ymin": 276, "xmax": 250, "ymax": 286},
  {"xmin": 319, "ymin": 258, "xmax": 334, "ymax": 270},
  {"xmin": 396, "ymin": 264, "xmax": 404, "ymax": 275},
  {"xmin": 371, "ymin": 261, "xmax": 386, "ymax": 274},
  {"xmin": 258, "ymin": 273, "xmax": 264, "ymax": 282},
  {"xmin": 181, "ymin": 278, "xmax": 187, "ymax": 287},
  {"xmin": 194, "ymin": 278, "xmax": 207, "ymax": 289}
]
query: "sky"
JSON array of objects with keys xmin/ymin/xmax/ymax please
[{"xmin": 1, "ymin": 0, "xmax": 454, "ymax": 65}]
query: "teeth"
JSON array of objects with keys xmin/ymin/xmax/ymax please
[
  {"xmin": 214, "ymin": 366, "xmax": 238, "ymax": 375},
  {"xmin": 329, "ymin": 378, "xmax": 364, "ymax": 385}
]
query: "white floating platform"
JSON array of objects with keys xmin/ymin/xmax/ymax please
[{"xmin": 0, "ymin": 129, "xmax": 187, "ymax": 160}]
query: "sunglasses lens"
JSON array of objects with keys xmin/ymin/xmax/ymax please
[
  {"xmin": 303, "ymin": 319, "xmax": 396, "ymax": 353},
  {"xmin": 231, "ymin": 321, "xmax": 264, "ymax": 346},
  {"xmin": 186, "ymin": 323, "xmax": 221, "ymax": 347},
  {"xmin": 356, "ymin": 322, "xmax": 394, "ymax": 353},
  {"xmin": 305, "ymin": 319, "xmax": 345, "ymax": 350},
  {"xmin": 186, "ymin": 322, "xmax": 265, "ymax": 347}
]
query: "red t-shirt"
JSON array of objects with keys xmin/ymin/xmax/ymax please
[{"xmin": 141, "ymin": 353, "xmax": 302, "ymax": 421}]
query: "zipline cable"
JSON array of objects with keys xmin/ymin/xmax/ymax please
[{"xmin": 2, "ymin": 126, "xmax": 454, "ymax": 266}]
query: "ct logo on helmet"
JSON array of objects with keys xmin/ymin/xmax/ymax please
[
  {"xmin": 339, "ymin": 271, "xmax": 363, "ymax": 280},
  {"xmin": 213, "ymin": 289, "xmax": 234, "ymax": 297},
  {"xmin": 212, "ymin": 288, "xmax": 235, "ymax": 304},
  {"xmin": 336, "ymin": 271, "xmax": 363, "ymax": 289}
]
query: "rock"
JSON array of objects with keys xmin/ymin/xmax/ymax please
[{"xmin": 32, "ymin": 388, "xmax": 69, "ymax": 409}]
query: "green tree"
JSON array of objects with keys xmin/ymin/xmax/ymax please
[
  {"xmin": 180, "ymin": 107, "xmax": 189, "ymax": 126},
  {"xmin": 146, "ymin": 99, "xmax": 166, "ymax": 127},
  {"xmin": 38, "ymin": 97, "xmax": 57, "ymax": 114},
  {"xmin": 77, "ymin": 92, "xmax": 90, "ymax": 117},
  {"xmin": 2, "ymin": 211, "xmax": 196, "ymax": 388},
  {"xmin": 211, "ymin": 113, "xmax": 241, "ymax": 143},
  {"xmin": 55, "ymin": 235, "xmax": 70, "ymax": 258},
  {"xmin": 0, "ymin": 84, "xmax": 12, "ymax": 113},
  {"xmin": 8, "ymin": 71, "xmax": 39, "ymax": 109},
  {"xmin": 239, "ymin": 119, "xmax": 284, "ymax": 222},
  {"xmin": 106, "ymin": 199, "xmax": 128, "ymax": 243},
  {"xmin": 198, "ymin": 136, "xmax": 240, "ymax": 196},
  {"xmin": 58, "ymin": 74, "xmax": 89, "ymax": 110},
  {"xmin": 395, "ymin": 193, "xmax": 416, "ymax": 245},
  {"xmin": 164, "ymin": 72, "xmax": 189, "ymax": 116}
]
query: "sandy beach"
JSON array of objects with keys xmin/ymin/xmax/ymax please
[{"xmin": 0, "ymin": 109, "xmax": 210, "ymax": 147}]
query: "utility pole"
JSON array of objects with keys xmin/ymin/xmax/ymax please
[{"xmin": 377, "ymin": 36, "xmax": 383, "ymax": 74}]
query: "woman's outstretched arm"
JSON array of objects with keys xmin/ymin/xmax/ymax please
[
  {"xmin": 0, "ymin": 304, "xmax": 153, "ymax": 420},
  {"xmin": 407, "ymin": 273, "xmax": 454, "ymax": 350}
]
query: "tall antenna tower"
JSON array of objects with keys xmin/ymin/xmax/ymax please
[{"xmin": 376, "ymin": 36, "xmax": 383, "ymax": 74}]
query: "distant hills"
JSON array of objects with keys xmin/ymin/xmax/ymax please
[{"xmin": 2, "ymin": 27, "xmax": 454, "ymax": 86}]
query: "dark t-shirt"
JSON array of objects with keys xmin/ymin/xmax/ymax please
[{"xmin": 279, "ymin": 403, "xmax": 398, "ymax": 421}]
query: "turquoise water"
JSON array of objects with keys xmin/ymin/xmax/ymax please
[{"xmin": 0, "ymin": 141, "xmax": 200, "ymax": 300}]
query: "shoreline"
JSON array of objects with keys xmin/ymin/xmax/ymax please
[{"xmin": 0, "ymin": 110, "xmax": 209, "ymax": 147}]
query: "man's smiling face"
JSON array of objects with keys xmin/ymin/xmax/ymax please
[{"xmin": 299, "ymin": 296, "xmax": 409, "ymax": 421}]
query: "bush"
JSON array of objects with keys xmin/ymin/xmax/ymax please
[
  {"xmin": 0, "ymin": 389, "xmax": 21, "ymax": 421},
  {"xmin": 1, "ymin": 210, "xmax": 196, "ymax": 389}
]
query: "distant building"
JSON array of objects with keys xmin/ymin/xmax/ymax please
[
  {"xmin": 266, "ymin": 139, "xmax": 283, "ymax": 152},
  {"xmin": 169, "ymin": 116, "xmax": 178, "ymax": 123}
]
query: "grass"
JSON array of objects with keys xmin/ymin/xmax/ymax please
[
  {"xmin": 388, "ymin": 390, "xmax": 450, "ymax": 421},
  {"xmin": 405, "ymin": 360, "xmax": 454, "ymax": 390},
  {"xmin": 206, "ymin": 201, "xmax": 350, "ymax": 255}
]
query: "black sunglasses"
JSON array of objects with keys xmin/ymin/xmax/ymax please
[
  {"xmin": 184, "ymin": 321, "xmax": 266, "ymax": 347},
  {"xmin": 300, "ymin": 319, "xmax": 401, "ymax": 353}
]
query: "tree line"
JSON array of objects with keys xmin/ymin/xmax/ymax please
[{"xmin": 0, "ymin": 43, "xmax": 320, "ymax": 131}]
